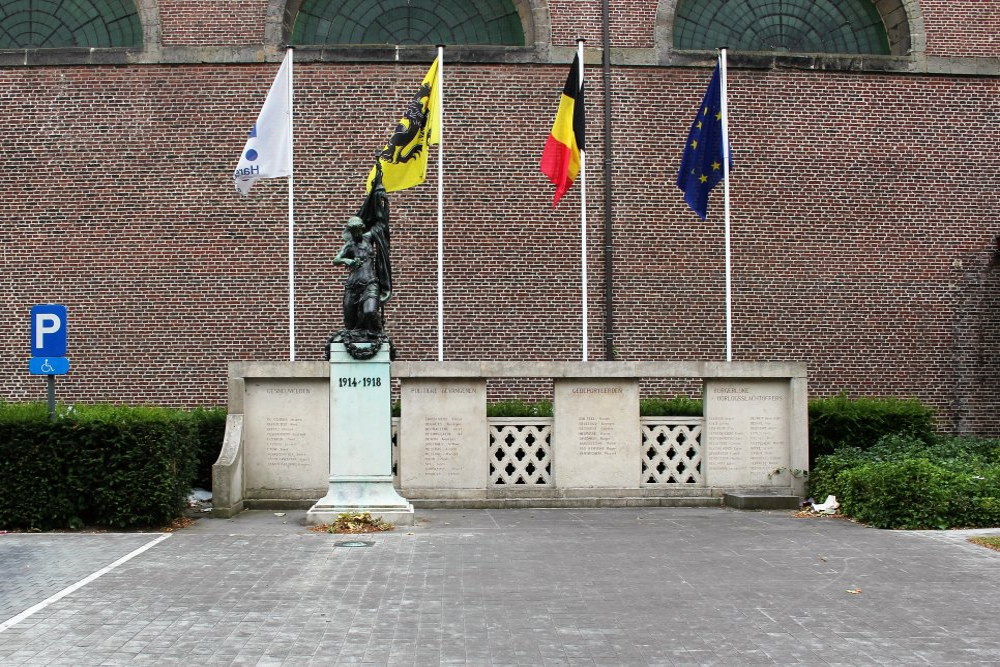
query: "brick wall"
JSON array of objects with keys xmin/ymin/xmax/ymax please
[
  {"xmin": 0, "ymin": 1, "xmax": 998, "ymax": 435},
  {"xmin": 159, "ymin": 0, "xmax": 269, "ymax": 46},
  {"xmin": 922, "ymin": 0, "xmax": 1000, "ymax": 57},
  {"xmin": 549, "ymin": 0, "xmax": 655, "ymax": 48}
]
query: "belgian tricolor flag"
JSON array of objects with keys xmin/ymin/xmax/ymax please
[{"xmin": 540, "ymin": 55, "xmax": 585, "ymax": 207}]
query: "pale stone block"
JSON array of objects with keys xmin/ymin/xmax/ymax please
[
  {"xmin": 399, "ymin": 379, "xmax": 487, "ymax": 489},
  {"xmin": 243, "ymin": 378, "xmax": 329, "ymax": 499},
  {"xmin": 704, "ymin": 380, "xmax": 791, "ymax": 487},
  {"xmin": 307, "ymin": 344, "xmax": 413, "ymax": 526},
  {"xmin": 553, "ymin": 379, "xmax": 640, "ymax": 488}
]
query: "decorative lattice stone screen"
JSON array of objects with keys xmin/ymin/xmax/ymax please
[
  {"xmin": 641, "ymin": 417, "xmax": 704, "ymax": 485},
  {"xmin": 488, "ymin": 418, "xmax": 553, "ymax": 485}
]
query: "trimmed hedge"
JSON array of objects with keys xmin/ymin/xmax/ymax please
[
  {"xmin": 639, "ymin": 396, "xmax": 702, "ymax": 417},
  {"xmin": 0, "ymin": 403, "xmax": 224, "ymax": 531},
  {"xmin": 487, "ymin": 399, "xmax": 553, "ymax": 418},
  {"xmin": 808, "ymin": 393, "xmax": 934, "ymax": 463},
  {"xmin": 809, "ymin": 434, "xmax": 1000, "ymax": 529},
  {"xmin": 191, "ymin": 407, "xmax": 227, "ymax": 489}
]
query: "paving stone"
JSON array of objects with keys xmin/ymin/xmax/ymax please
[{"xmin": 1, "ymin": 509, "xmax": 1000, "ymax": 664}]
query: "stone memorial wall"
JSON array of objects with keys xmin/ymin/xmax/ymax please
[
  {"xmin": 243, "ymin": 377, "xmax": 328, "ymax": 500},
  {"xmin": 553, "ymin": 379, "xmax": 640, "ymax": 488},
  {"xmin": 704, "ymin": 380, "xmax": 790, "ymax": 487},
  {"xmin": 214, "ymin": 360, "xmax": 808, "ymax": 515},
  {"xmin": 399, "ymin": 379, "xmax": 488, "ymax": 490}
]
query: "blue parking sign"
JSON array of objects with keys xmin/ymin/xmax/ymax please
[{"xmin": 31, "ymin": 304, "xmax": 68, "ymax": 357}]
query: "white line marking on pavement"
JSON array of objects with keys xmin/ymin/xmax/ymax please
[{"xmin": 0, "ymin": 533, "xmax": 171, "ymax": 633}]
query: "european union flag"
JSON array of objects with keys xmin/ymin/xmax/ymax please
[{"xmin": 676, "ymin": 64, "xmax": 727, "ymax": 220}]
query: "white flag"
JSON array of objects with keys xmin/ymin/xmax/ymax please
[{"xmin": 234, "ymin": 50, "xmax": 292, "ymax": 195}]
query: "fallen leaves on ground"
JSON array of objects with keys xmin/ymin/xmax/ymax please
[
  {"xmin": 309, "ymin": 512, "xmax": 394, "ymax": 534},
  {"xmin": 792, "ymin": 509, "xmax": 848, "ymax": 520},
  {"xmin": 162, "ymin": 517, "xmax": 195, "ymax": 532}
]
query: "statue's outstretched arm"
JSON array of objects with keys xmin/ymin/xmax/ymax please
[{"xmin": 333, "ymin": 243, "xmax": 355, "ymax": 267}]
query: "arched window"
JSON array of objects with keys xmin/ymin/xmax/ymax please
[
  {"xmin": 290, "ymin": 0, "xmax": 525, "ymax": 46},
  {"xmin": 0, "ymin": 0, "xmax": 142, "ymax": 48},
  {"xmin": 673, "ymin": 0, "xmax": 891, "ymax": 55}
]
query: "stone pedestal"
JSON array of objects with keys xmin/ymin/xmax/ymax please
[{"xmin": 306, "ymin": 343, "xmax": 413, "ymax": 526}]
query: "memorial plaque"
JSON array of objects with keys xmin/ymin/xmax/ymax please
[
  {"xmin": 704, "ymin": 380, "xmax": 790, "ymax": 487},
  {"xmin": 553, "ymin": 379, "xmax": 640, "ymax": 488},
  {"xmin": 244, "ymin": 378, "xmax": 329, "ymax": 498},
  {"xmin": 399, "ymin": 379, "xmax": 487, "ymax": 489}
]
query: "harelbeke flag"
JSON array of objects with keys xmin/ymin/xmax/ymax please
[
  {"xmin": 676, "ymin": 63, "xmax": 726, "ymax": 219},
  {"xmin": 234, "ymin": 50, "xmax": 292, "ymax": 195}
]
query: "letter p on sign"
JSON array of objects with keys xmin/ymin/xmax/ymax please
[{"xmin": 31, "ymin": 304, "xmax": 68, "ymax": 357}]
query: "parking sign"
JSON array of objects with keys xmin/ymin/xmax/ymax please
[{"xmin": 31, "ymin": 304, "xmax": 68, "ymax": 357}]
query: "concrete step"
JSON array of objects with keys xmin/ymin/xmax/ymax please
[{"xmin": 411, "ymin": 496, "xmax": 723, "ymax": 509}]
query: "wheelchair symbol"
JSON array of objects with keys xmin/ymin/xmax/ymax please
[{"xmin": 40, "ymin": 359, "xmax": 55, "ymax": 373}]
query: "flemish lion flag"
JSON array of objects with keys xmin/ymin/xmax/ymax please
[
  {"xmin": 368, "ymin": 56, "xmax": 441, "ymax": 193},
  {"xmin": 540, "ymin": 54, "xmax": 585, "ymax": 207}
]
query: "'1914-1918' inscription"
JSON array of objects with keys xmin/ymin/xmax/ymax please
[{"xmin": 338, "ymin": 377, "xmax": 382, "ymax": 388}]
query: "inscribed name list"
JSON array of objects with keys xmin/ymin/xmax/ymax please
[
  {"xmin": 704, "ymin": 380, "xmax": 789, "ymax": 487},
  {"xmin": 244, "ymin": 379, "xmax": 329, "ymax": 498},
  {"xmin": 553, "ymin": 379, "xmax": 640, "ymax": 487},
  {"xmin": 399, "ymin": 380, "xmax": 487, "ymax": 489}
]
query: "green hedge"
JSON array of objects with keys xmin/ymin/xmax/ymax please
[
  {"xmin": 482, "ymin": 396, "xmax": 704, "ymax": 418},
  {"xmin": 191, "ymin": 407, "xmax": 227, "ymax": 489},
  {"xmin": 639, "ymin": 396, "xmax": 702, "ymax": 417},
  {"xmin": 809, "ymin": 434, "xmax": 1000, "ymax": 529},
  {"xmin": 487, "ymin": 400, "xmax": 553, "ymax": 418},
  {"xmin": 0, "ymin": 403, "xmax": 224, "ymax": 531},
  {"xmin": 808, "ymin": 393, "xmax": 935, "ymax": 463}
]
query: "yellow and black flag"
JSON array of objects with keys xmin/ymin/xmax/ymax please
[
  {"xmin": 368, "ymin": 56, "xmax": 441, "ymax": 193},
  {"xmin": 540, "ymin": 54, "xmax": 585, "ymax": 207}
]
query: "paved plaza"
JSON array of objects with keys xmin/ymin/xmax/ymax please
[{"xmin": 1, "ymin": 508, "xmax": 999, "ymax": 665}]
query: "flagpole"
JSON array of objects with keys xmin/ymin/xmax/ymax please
[
  {"xmin": 286, "ymin": 46, "xmax": 296, "ymax": 362},
  {"xmin": 577, "ymin": 38, "xmax": 588, "ymax": 363},
  {"xmin": 436, "ymin": 45, "xmax": 445, "ymax": 362},
  {"xmin": 719, "ymin": 47, "xmax": 732, "ymax": 363}
]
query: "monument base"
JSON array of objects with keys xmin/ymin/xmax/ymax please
[{"xmin": 306, "ymin": 475, "xmax": 414, "ymax": 526}]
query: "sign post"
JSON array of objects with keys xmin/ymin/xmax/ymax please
[{"xmin": 29, "ymin": 305, "xmax": 69, "ymax": 419}]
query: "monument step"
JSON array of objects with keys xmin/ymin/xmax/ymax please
[
  {"xmin": 723, "ymin": 492, "xmax": 803, "ymax": 510},
  {"xmin": 410, "ymin": 496, "xmax": 724, "ymax": 510}
]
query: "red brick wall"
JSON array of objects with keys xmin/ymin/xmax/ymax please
[
  {"xmin": 159, "ymin": 0, "xmax": 268, "ymax": 46},
  {"xmin": 922, "ymin": 0, "xmax": 1000, "ymax": 57},
  {"xmin": 549, "ymin": 0, "xmax": 655, "ymax": 48},
  {"xmin": 0, "ymin": 1, "xmax": 998, "ymax": 435}
]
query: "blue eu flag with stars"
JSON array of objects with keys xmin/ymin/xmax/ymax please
[{"xmin": 676, "ymin": 63, "xmax": 727, "ymax": 220}]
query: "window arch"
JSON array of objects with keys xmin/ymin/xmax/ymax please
[
  {"xmin": 289, "ymin": 0, "xmax": 526, "ymax": 46},
  {"xmin": 0, "ymin": 0, "xmax": 142, "ymax": 49},
  {"xmin": 673, "ymin": 0, "xmax": 894, "ymax": 55}
]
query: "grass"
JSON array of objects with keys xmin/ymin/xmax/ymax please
[{"xmin": 968, "ymin": 536, "xmax": 1000, "ymax": 553}]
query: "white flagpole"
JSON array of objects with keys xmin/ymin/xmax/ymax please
[
  {"xmin": 577, "ymin": 39, "xmax": 588, "ymax": 363},
  {"xmin": 285, "ymin": 47, "xmax": 296, "ymax": 362},
  {"xmin": 719, "ymin": 47, "xmax": 732, "ymax": 362},
  {"xmin": 436, "ymin": 45, "xmax": 445, "ymax": 362}
]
